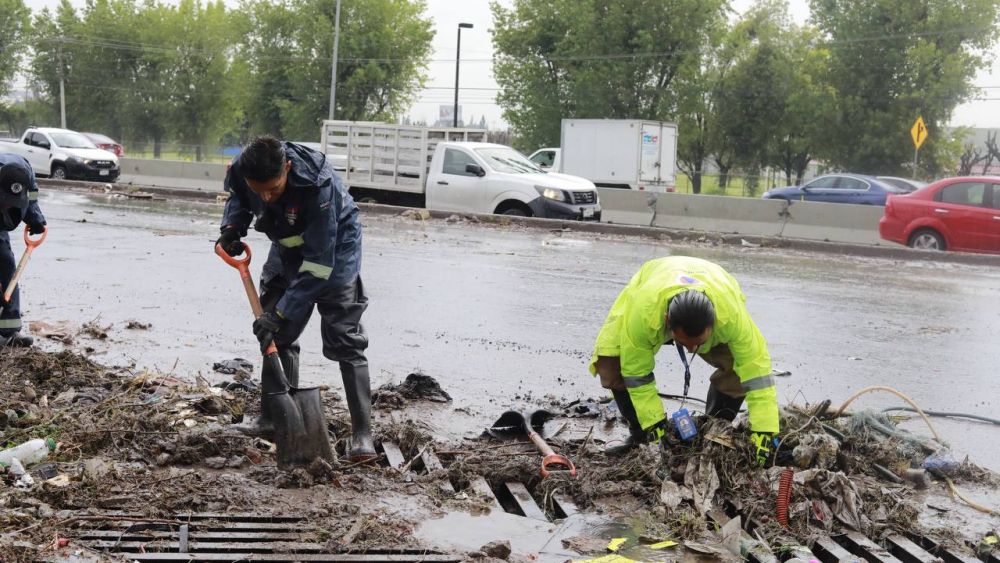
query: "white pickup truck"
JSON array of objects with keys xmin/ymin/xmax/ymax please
[
  {"xmin": 320, "ymin": 121, "xmax": 601, "ymax": 220},
  {"xmin": 0, "ymin": 127, "xmax": 121, "ymax": 181}
]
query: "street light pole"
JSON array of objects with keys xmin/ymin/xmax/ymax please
[
  {"xmin": 328, "ymin": 0, "xmax": 342, "ymax": 121},
  {"xmin": 454, "ymin": 23, "xmax": 473, "ymax": 128}
]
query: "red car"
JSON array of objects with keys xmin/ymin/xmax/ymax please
[
  {"xmin": 81, "ymin": 132, "xmax": 124, "ymax": 157},
  {"xmin": 879, "ymin": 176, "xmax": 1000, "ymax": 254}
]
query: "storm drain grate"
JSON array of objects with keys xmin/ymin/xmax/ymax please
[{"xmin": 68, "ymin": 511, "xmax": 460, "ymax": 562}]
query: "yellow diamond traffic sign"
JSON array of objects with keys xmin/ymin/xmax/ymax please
[{"xmin": 911, "ymin": 116, "xmax": 928, "ymax": 149}]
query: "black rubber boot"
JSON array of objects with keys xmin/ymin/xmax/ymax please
[
  {"xmin": 0, "ymin": 334, "xmax": 33, "ymax": 347},
  {"xmin": 605, "ymin": 389, "xmax": 647, "ymax": 456},
  {"xmin": 341, "ymin": 362, "xmax": 376, "ymax": 462},
  {"xmin": 234, "ymin": 343, "xmax": 300, "ymax": 438},
  {"xmin": 705, "ymin": 386, "xmax": 745, "ymax": 422}
]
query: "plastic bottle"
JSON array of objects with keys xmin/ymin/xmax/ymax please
[
  {"xmin": 672, "ymin": 408, "xmax": 698, "ymax": 441},
  {"xmin": 0, "ymin": 438, "xmax": 57, "ymax": 467}
]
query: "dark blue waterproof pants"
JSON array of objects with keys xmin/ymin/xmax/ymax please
[{"xmin": 0, "ymin": 231, "xmax": 21, "ymax": 338}]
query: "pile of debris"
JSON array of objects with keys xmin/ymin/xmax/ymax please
[
  {"xmin": 445, "ymin": 398, "xmax": 1000, "ymax": 559},
  {"xmin": 0, "ymin": 349, "xmax": 422, "ymax": 561}
]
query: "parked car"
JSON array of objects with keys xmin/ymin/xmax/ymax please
[
  {"xmin": 762, "ymin": 173, "xmax": 907, "ymax": 205},
  {"xmin": 0, "ymin": 127, "xmax": 120, "ymax": 181},
  {"xmin": 878, "ymin": 176, "xmax": 1000, "ymax": 254},
  {"xmin": 81, "ymin": 132, "xmax": 124, "ymax": 157},
  {"xmin": 876, "ymin": 176, "xmax": 927, "ymax": 193}
]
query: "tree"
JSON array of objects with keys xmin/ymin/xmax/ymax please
[
  {"xmin": 238, "ymin": 0, "xmax": 434, "ymax": 140},
  {"xmin": 809, "ymin": 0, "xmax": 1000, "ymax": 175},
  {"xmin": 492, "ymin": 0, "xmax": 727, "ymax": 152},
  {"xmin": 0, "ymin": 0, "xmax": 30, "ymax": 100},
  {"xmin": 162, "ymin": 0, "xmax": 240, "ymax": 161}
]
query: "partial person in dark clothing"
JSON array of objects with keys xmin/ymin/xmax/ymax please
[
  {"xmin": 218, "ymin": 136, "xmax": 374, "ymax": 462},
  {"xmin": 0, "ymin": 154, "xmax": 47, "ymax": 348}
]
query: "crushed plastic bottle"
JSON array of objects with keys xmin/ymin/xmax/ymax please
[
  {"xmin": 922, "ymin": 449, "xmax": 959, "ymax": 475},
  {"xmin": 672, "ymin": 408, "xmax": 698, "ymax": 441},
  {"xmin": 0, "ymin": 438, "xmax": 57, "ymax": 468}
]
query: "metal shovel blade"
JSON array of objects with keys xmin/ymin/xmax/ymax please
[
  {"xmin": 487, "ymin": 410, "xmax": 529, "ymax": 440},
  {"xmin": 287, "ymin": 386, "xmax": 335, "ymax": 466},
  {"xmin": 260, "ymin": 354, "xmax": 308, "ymax": 469}
]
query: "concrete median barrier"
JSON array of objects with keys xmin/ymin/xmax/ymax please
[
  {"xmin": 774, "ymin": 199, "xmax": 884, "ymax": 245},
  {"xmin": 109, "ymin": 159, "xmax": 886, "ymax": 246},
  {"xmin": 597, "ymin": 188, "xmax": 656, "ymax": 226},
  {"xmin": 648, "ymin": 192, "xmax": 785, "ymax": 237},
  {"xmin": 118, "ymin": 158, "xmax": 226, "ymax": 191}
]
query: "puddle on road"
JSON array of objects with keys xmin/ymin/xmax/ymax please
[{"xmin": 415, "ymin": 508, "xmax": 611, "ymax": 560}]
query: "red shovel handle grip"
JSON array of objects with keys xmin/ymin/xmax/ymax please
[
  {"xmin": 540, "ymin": 453, "xmax": 577, "ymax": 478},
  {"xmin": 215, "ymin": 241, "xmax": 251, "ymax": 269},
  {"xmin": 24, "ymin": 225, "xmax": 47, "ymax": 248}
]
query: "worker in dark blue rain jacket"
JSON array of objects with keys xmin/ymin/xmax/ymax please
[
  {"xmin": 216, "ymin": 136, "xmax": 374, "ymax": 462},
  {"xmin": 0, "ymin": 154, "xmax": 47, "ymax": 348}
]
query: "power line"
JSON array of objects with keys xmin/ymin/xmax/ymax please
[{"xmin": 33, "ymin": 22, "xmax": 998, "ymax": 66}]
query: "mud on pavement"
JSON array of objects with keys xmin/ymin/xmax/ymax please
[{"xmin": 2, "ymin": 348, "xmax": 1000, "ymax": 562}]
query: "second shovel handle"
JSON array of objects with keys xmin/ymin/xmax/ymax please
[{"xmin": 528, "ymin": 430, "xmax": 555, "ymax": 457}]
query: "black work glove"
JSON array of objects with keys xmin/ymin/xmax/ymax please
[
  {"xmin": 27, "ymin": 222, "xmax": 45, "ymax": 236},
  {"xmin": 216, "ymin": 227, "xmax": 244, "ymax": 257},
  {"xmin": 252, "ymin": 311, "xmax": 285, "ymax": 353}
]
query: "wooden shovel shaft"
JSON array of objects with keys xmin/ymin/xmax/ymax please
[
  {"xmin": 528, "ymin": 430, "xmax": 555, "ymax": 457},
  {"xmin": 238, "ymin": 266, "xmax": 277, "ymax": 356},
  {"xmin": 3, "ymin": 247, "xmax": 33, "ymax": 303},
  {"xmin": 3, "ymin": 226, "xmax": 46, "ymax": 303}
]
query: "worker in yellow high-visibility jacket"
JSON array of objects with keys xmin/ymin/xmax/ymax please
[{"xmin": 590, "ymin": 256, "xmax": 779, "ymax": 465}]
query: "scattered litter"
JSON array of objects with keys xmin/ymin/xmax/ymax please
[
  {"xmin": 80, "ymin": 320, "xmax": 111, "ymax": 340},
  {"xmin": 740, "ymin": 239, "xmax": 760, "ymax": 248},
  {"xmin": 648, "ymin": 540, "xmax": 678, "ymax": 549},
  {"xmin": 373, "ymin": 372, "xmax": 452, "ymax": 408},
  {"xmin": 27, "ymin": 320, "xmax": 74, "ymax": 344},
  {"xmin": 606, "ymin": 538, "xmax": 627, "ymax": 552},
  {"xmin": 125, "ymin": 320, "xmax": 152, "ymax": 330},
  {"xmin": 212, "ymin": 358, "xmax": 254, "ymax": 377},
  {"xmin": 401, "ymin": 208, "xmax": 431, "ymax": 221}
]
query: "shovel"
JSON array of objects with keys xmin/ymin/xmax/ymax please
[
  {"xmin": 489, "ymin": 409, "xmax": 577, "ymax": 478},
  {"xmin": 215, "ymin": 242, "xmax": 334, "ymax": 468},
  {"xmin": 2, "ymin": 225, "xmax": 47, "ymax": 303}
]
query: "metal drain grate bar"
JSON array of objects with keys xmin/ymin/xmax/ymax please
[
  {"xmin": 382, "ymin": 442, "xmax": 406, "ymax": 469},
  {"xmin": 503, "ymin": 481, "xmax": 548, "ymax": 522},
  {"xmin": 838, "ymin": 532, "xmax": 905, "ymax": 563},
  {"xmin": 908, "ymin": 534, "xmax": 982, "ymax": 563},
  {"xmin": 72, "ymin": 530, "xmax": 305, "ymax": 541},
  {"xmin": 121, "ymin": 554, "xmax": 462, "ymax": 562},
  {"xmin": 812, "ymin": 536, "xmax": 861, "ymax": 563},
  {"xmin": 85, "ymin": 540, "xmax": 328, "ymax": 552},
  {"xmin": 885, "ymin": 535, "xmax": 944, "ymax": 563},
  {"xmin": 468, "ymin": 476, "xmax": 502, "ymax": 510}
]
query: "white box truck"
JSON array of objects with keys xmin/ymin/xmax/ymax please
[
  {"xmin": 528, "ymin": 119, "xmax": 678, "ymax": 193},
  {"xmin": 321, "ymin": 121, "xmax": 601, "ymax": 220}
]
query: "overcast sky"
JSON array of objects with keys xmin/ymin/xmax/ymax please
[{"xmin": 20, "ymin": 0, "xmax": 1000, "ymax": 129}]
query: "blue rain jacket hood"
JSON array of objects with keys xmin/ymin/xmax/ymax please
[{"xmin": 0, "ymin": 153, "xmax": 45, "ymax": 232}]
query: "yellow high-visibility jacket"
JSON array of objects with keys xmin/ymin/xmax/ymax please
[{"xmin": 589, "ymin": 256, "xmax": 779, "ymax": 435}]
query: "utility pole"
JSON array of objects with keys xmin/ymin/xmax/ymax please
[
  {"xmin": 327, "ymin": 0, "xmax": 342, "ymax": 121},
  {"xmin": 58, "ymin": 37, "xmax": 66, "ymax": 128},
  {"xmin": 453, "ymin": 23, "xmax": 473, "ymax": 128}
]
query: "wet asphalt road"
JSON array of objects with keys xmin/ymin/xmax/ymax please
[{"xmin": 14, "ymin": 190, "xmax": 1000, "ymax": 470}]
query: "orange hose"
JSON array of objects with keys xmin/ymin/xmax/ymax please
[{"xmin": 777, "ymin": 467, "xmax": 793, "ymax": 527}]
